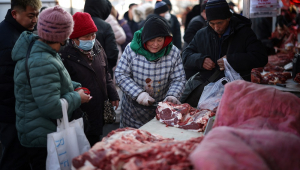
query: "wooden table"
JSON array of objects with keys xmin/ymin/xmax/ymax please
[{"xmin": 139, "ymin": 118, "xmax": 203, "ymax": 140}]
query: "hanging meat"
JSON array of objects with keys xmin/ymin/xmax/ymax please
[{"xmin": 156, "ymin": 102, "xmax": 215, "ymax": 132}]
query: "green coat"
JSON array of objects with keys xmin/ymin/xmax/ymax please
[{"xmin": 12, "ymin": 31, "xmax": 82, "ymax": 147}]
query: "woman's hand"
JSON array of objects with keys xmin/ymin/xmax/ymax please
[
  {"xmin": 77, "ymin": 89, "xmax": 92, "ymax": 103},
  {"xmin": 110, "ymin": 100, "xmax": 119, "ymax": 110}
]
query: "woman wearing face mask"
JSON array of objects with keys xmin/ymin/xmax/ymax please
[
  {"xmin": 115, "ymin": 17, "xmax": 186, "ymax": 128},
  {"xmin": 60, "ymin": 12, "xmax": 120, "ymax": 146}
]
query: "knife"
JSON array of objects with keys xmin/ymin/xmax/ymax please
[{"xmin": 132, "ymin": 100, "xmax": 158, "ymax": 109}]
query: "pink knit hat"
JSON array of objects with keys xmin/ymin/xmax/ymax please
[{"xmin": 37, "ymin": 6, "xmax": 74, "ymax": 42}]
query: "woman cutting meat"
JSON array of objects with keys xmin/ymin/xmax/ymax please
[{"xmin": 115, "ymin": 17, "xmax": 186, "ymax": 128}]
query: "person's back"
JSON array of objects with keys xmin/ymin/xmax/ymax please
[
  {"xmin": 0, "ymin": 0, "xmax": 41, "ymax": 169},
  {"xmin": 84, "ymin": 0, "xmax": 119, "ymax": 77}
]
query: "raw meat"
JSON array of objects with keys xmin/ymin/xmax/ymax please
[
  {"xmin": 190, "ymin": 127, "xmax": 300, "ymax": 170},
  {"xmin": 295, "ymin": 73, "xmax": 300, "ymax": 83},
  {"xmin": 155, "ymin": 102, "xmax": 215, "ymax": 132},
  {"xmin": 268, "ymin": 54, "xmax": 293, "ymax": 67},
  {"xmin": 251, "ymin": 69, "xmax": 292, "ymax": 85},
  {"xmin": 214, "ymin": 80, "xmax": 300, "ymax": 136},
  {"xmin": 263, "ymin": 63, "xmax": 285, "ymax": 72},
  {"xmin": 72, "ymin": 127, "xmax": 203, "ymax": 170}
]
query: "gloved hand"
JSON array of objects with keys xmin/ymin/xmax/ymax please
[
  {"xmin": 163, "ymin": 96, "xmax": 181, "ymax": 104},
  {"xmin": 136, "ymin": 92, "xmax": 155, "ymax": 106}
]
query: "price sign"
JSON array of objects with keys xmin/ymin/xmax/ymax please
[{"xmin": 250, "ymin": 0, "xmax": 280, "ymax": 18}]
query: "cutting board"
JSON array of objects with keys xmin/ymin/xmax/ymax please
[{"xmin": 139, "ymin": 118, "xmax": 203, "ymax": 140}]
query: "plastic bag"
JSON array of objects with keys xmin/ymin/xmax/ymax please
[
  {"xmin": 197, "ymin": 77, "xmax": 229, "ymax": 110},
  {"xmin": 46, "ymin": 99, "xmax": 91, "ymax": 170},
  {"xmin": 224, "ymin": 58, "xmax": 243, "ymax": 81},
  {"xmin": 197, "ymin": 58, "xmax": 243, "ymax": 110}
]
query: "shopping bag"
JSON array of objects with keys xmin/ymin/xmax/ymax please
[
  {"xmin": 197, "ymin": 58, "xmax": 243, "ymax": 110},
  {"xmin": 46, "ymin": 99, "xmax": 91, "ymax": 170}
]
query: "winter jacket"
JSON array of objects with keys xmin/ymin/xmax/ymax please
[
  {"xmin": 115, "ymin": 17, "xmax": 186, "ymax": 128},
  {"xmin": 184, "ymin": 15, "xmax": 207, "ymax": 44},
  {"xmin": 161, "ymin": 0, "xmax": 182, "ymax": 50},
  {"xmin": 184, "ymin": 5, "xmax": 201, "ymax": 32},
  {"xmin": 60, "ymin": 40, "xmax": 119, "ymax": 136},
  {"xmin": 182, "ymin": 14, "xmax": 268, "ymax": 80},
  {"xmin": 124, "ymin": 11, "xmax": 139, "ymax": 35},
  {"xmin": 118, "ymin": 17, "xmax": 133, "ymax": 52},
  {"xmin": 169, "ymin": 14, "xmax": 182, "ymax": 50},
  {"xmin": 0, "ymin": 10, "xmax": 31, "ymax": 124},
  {"xmin": 12, "ymin": 32, "xmax": 82, "ymax": 147},
  {"xmin": 105, "ymin": 14, "xmax": 126, "ymax": 45},
  {"xmin": 84, "ymin": 0, "xmax": 119, "ymax": 77}
]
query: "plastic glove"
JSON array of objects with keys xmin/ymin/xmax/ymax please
[
  {"xmin": 136, "ymin": 92, "xmax": 155, "ymax": 106},
  {"xmin": 163, "ymin": 96, "xmax": 181, "ymax": 104}
]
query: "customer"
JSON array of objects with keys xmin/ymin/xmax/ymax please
[
  {"xmin": 182, "ymin": 0, "xmax": 268, "ymax": 80},
  {"xmin": 12, "ymin": 6, "xmax": 91, "ymax": 169},
  {"xmin": 124, "ymin": 3, "xmax": 139, "ymax": 35},
  {"xmin": 115, "ymin": 17, "xmax": 186, "ymax": 128},
  {"xmin": 0, "ymin": 0, "xmax": 41, "ymax": 169},
  {"xmin": 60, "ymin": 12, "xmax": 120, "ymax": 146}
]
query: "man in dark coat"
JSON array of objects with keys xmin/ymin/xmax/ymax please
[
  {"xmin": 183, "ymin": 1, "xmax": 208, "ymax": 49},
  {"xmin": 182, "ymin": 0, "xmax": 268, "ymax": 80},
  {"xmin": 84, "ymin": 0, "xmax": 119, "ymax": 78},
  {"xmin": 0, "ymin": 0, "xmax": 41, "ymax": 169},
  {"xmin": 162, "ymin": 0, "xmax": 182, "ymax": 50},
  {"xmin": 123, "ymin": 3, "xmax": 139, "ymax": 35}
]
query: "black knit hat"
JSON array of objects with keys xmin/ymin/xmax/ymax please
[
  {"xmin": 205, "ymin": 0, "xmax": 232, "ymax": 21},
  {"xmin": 142, "ymin": 17, "xmax": 172, "ymax": 45},
  {"xmin": 154, "ymin": 1, "xmax": 169, "ymax": 14}
]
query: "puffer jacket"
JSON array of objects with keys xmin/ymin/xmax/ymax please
[
  {"xmin": 105, "ymin": 14, "xmax": 126, "ymax": 45},
  {"xmin": 12, "ymin": 31, "xmax": 81, "ymax": 147}
]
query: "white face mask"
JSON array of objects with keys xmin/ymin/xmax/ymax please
[{"xmin": 164, "ymin": 12, "xmax": 171, "ymax": 21}]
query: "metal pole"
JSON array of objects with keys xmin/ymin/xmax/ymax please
[{"xmin": 70, "ymin": 0, "xmax": 73, "ymax": 15}]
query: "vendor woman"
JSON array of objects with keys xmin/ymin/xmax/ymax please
[{"xmin": 115, "ymin": 17, "xmax": 186, "ymax": 128}]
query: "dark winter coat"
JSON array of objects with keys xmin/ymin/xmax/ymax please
[
  {"xmin": 118, "ymin": 17, "xmax": 133, "ymax": 52},
  {"xmin": 184, "ymin": 15, "xmax": 207, "ymax": 44},
  {"xmin": 60, "ymin": 40, "xmax": 119, "ymax": 136},
  {"xmin": 184, "ymin": 5, "xmax": 201, "ymax": 32},
  {"xmin": 182, "ymin": 14, "xmax": 268, "ymax": 81},
  {"xmin": 169, "ymin": 14, "xmax": 182, "ymax": 50},
  {"xmin": 161, "ymin": 0, "xmax": 182, "ymax": 50},
  {"xmin": 84, "ymin": 0, "xmax": 119, "ymax": 77},
  {"xmin": 124, "ymin": 11, "xmax": 139, "ymax": 35},
  {"xmin": 0, "ymin": 10, "xmax": 32, "ymax": 124}
]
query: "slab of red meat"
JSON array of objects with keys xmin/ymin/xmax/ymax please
[
  {"xmin": 295, "ymin": 73, "xmax": 300, "ymax": 83},
  {"xmin": 251, "ymin": 69, "xmax": 262, "ymax": 83},
  {"xmin": 190, "ymin": 127, "xmax": 300, "ymax": 170},
  {"xmin": 214, "ymin": 80, "xmax": 300, "ymax": 136},
  {"xmin": 268, "ymin": 54, "xmax": 293, "ymax": 67},
  {"xmin": 72, "ymin": 128, "xmax": 203, "ymax": 170},
  {"xmin": 156, "ymin": 102, "xmax": 215, "ymax": 132},
  {"xmin": 263, "ymin": 63, "xmax": 285, "ymax": 72}
]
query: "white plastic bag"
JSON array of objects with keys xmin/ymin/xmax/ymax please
[
  {"xmin": 197, "ymin": 77, "xmax": 229, "ymax": 110},
  {"xmin": 224, "ymin": 58, "xmax": 243, "ymax": 81},
  {"xmin": 46, "ymin": 99, "xmax": 91, "ymax": 170},
  {"xmin": 197, "ymin": 58, "xmax": 243, "ymax": 110}
]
